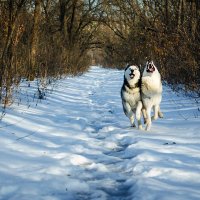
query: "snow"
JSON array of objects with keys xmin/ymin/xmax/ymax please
[{"xmin": 0, "ymin": 66, "xmax": 200, "ymax": 200}]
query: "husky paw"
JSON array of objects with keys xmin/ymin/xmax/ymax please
[
  {"xmin": 138, "ymin": 125, "xmax": 143, "ymax": 130},
  {"xmin": 145, "ymin": 123, "xmax": 151, "ymax": 131},
  {"xmin": 151, "ymin": 115, "xmax": 158, "ymax": 121},
  {"xmin": 158, "ymin": 112, "xmax": 164, "ymax": 118},
  {"xmin": 145, "ymin": 127, "xmax": 150, "ymax": 131},
  {"xmin": 131, "ymin": 123, "xmax": 136, "ymax": 128}
]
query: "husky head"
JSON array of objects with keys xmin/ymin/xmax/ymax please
[
  {"xmin": 124, "ymin": 65, "xmax": 141, "ymax": 86},
  {"xmin": 143, "ymin": 61, "xmax": 158, "ymax": 76}
]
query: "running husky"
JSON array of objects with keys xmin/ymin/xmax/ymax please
[
  {"xmin": 121, "ymin": 65, "xmax": 143, "ymax": 130},
  {"xmin": 141, "ymin": 61, "xmax": 163, "ymax": 131}
]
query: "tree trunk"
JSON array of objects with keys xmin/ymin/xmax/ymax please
[
  {"xmin": 165, "ymin": 0, "xmax": 169, "ymax": 27},
  {"xmin": 190, "ymin": 1, "xmax": 197, "ymax": 40},
  {"xmin": 29, "ymin": 0, "xmax": 42, "ymax": 80},
  {"xmin": 177, "ymin": 0, "xmax": 182, "ymax": 30}
]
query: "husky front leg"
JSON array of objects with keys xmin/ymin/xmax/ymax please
[
  {"xmin": 142, "ymin": 108, "xmax": 147, "ymax": 124},
  {"xmin": 136, "ymin": 101, "xmax": 143, "ymax": 130},
  {"xmin": 152, "ymin": 105, "xmax": 159, "ymax": 120},
  {"xmin": 123, "ymin": 102, "xmax": 136, "ymax": 127},
  {"xmin": 158, "ymin": 106, "xmax": 164, "ymax": 118},
  {"xmin": 137, "ymin": 117, "xmax": 142, "ymax": 130},
  {"xmin": 129, "ymin": 115, "xmax": 136, "ymax": 127},
  {"xmin": 145, "ymin": 107, "xmax": 152, "ymax": 131}
]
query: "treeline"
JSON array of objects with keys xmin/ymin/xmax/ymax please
[
  {"xmin": 0, "ymin": 0, "xmax": 103, "ymax": 106},
  {"xmin": 0, "ymin": 0, "xmax": 200, "ymax": 107},
  {"xmin": 100, "ymin": 0, "xmax": 200, "ymax": 96}
]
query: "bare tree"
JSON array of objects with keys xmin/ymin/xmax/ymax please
[
  {"xmin": 29, "ymin": 0, "xmax": 42, "ymax": 80},
  {"xmin": 0, "ymin": 0, "xmax": 27, "ymax": 104}
]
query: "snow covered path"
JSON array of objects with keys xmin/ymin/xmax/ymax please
[{"xmin": 0, "ymin": 66, "xmax": 200, "ymax": 200}]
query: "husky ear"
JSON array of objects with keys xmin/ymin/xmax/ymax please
[
  {"xmin": 136, "ymin": 65, "xmax": 140, "ymax": 70},
  {"xmin": 125, "ymin": 63, "xmax": 130, "ymax": 71}
]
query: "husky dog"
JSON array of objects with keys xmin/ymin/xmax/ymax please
[
  {"xmin": 121, "ymin": 65, "xmax": 143, "ymax": 130},
  {"xmin": 141, "ymin": 61, "xmax": 163, "ymax": 131}
]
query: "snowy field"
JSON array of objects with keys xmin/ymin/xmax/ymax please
[{"xmin": 0, "ymin": 66, "xmax": 200, "ymax": 200}]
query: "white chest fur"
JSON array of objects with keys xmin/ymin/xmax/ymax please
[
  {"xmin": 122, "ymin": 88, "xmax": 140, "ymax": 108},
  {"xmin": 142, "ymin": 73, "xmax": 162, "ymax": 107},
  {"xmin": 142, "ymin": 74, "xmax": 162, "ymax": 96}
]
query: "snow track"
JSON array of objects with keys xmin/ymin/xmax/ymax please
[{"xmin": 0, "ymin": 66, "xmax": 200, "ymax": 200}]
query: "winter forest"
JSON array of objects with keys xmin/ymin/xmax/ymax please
[{"xmin": 0, "ymin": 0, "xmax": 200, "ymax": 106}]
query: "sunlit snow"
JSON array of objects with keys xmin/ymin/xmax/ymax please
[{"xmin": 0, "ymin": 66, "xmax": 200, "ymax": 200}]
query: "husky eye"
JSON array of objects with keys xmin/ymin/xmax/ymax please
[{"xmin": 149, "ymin": 64, "xmax": 153, "ymax": 68}]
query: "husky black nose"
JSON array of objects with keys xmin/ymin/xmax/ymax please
[
  {"xmin": 130, "ymin": 69, "xmax": 134, "ymax": 73},
  {"xmin": 149, "ymin": 64, "xmax": 153, "ymax": 69}
]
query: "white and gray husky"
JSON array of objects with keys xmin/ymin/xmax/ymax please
[
  {"xmin": 121, "ymin": 65, "xmax": 143, "ymax": 130},
  {"xmin": 141, "ymin": 61, "xmax": 163, "ymax": 131}
]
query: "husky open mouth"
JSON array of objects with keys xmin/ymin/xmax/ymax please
[
  {"xmin": 146, "ymin": 63, "xmax": 155, "ymax": 73},
  {"xmin": 129, "ymin": 73, "xmax": 135, "ymax": 78}
]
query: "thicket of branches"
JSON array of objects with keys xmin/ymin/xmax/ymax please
[
  {"xmin": 0, "ymin": 0, "xmax": 200, "ymax": 107},
  {"xmin": 100, "ymin": 0, "xmax": 200, "ymax": 96},
  {"xmin": 0, "ymin": 0, "xmax": 103, "ymax": 106}
]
